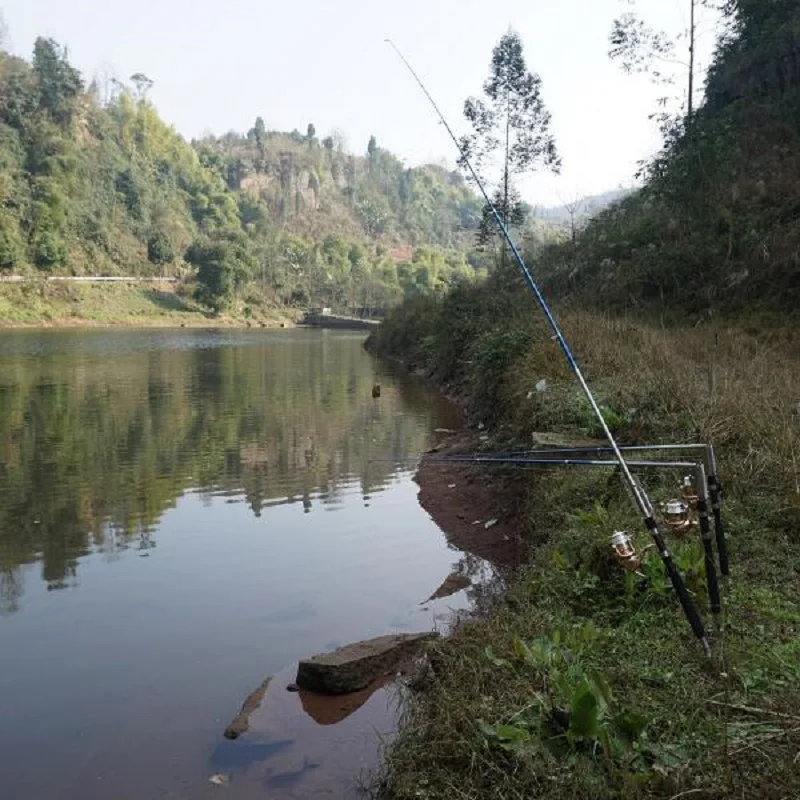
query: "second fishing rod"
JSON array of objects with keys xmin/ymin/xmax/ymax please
[
  {"xmin": 425, "ymin": 453, "xmax": 722, "ymax": 623},
  {"xmin": 437, "ymin": 442, "xmax": 729, "ymax": 576},
  {"xmin": 386, "ymin": 40, "xmax": 711, "ymax": 656}
]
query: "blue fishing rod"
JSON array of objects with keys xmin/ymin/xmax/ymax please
[{"xmin": 386, "ymin": 40, "xmax": 710, "ymax": 655}]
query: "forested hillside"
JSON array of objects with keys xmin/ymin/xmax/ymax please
[
  {"xmin": 540, "ymin": 0, "xmax": 800, "ymax": 315},
  {"xmin": 0, "ymin": 37, "xmax": 491, "ymax": 313}
]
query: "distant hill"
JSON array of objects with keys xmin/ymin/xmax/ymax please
[
  {"xmin": 194, "ymin": 130, "xmax": 482, "ymax": 249},
  {"xmin": 0, "ymin": 38, "xmax": 488, "ymax": 313},
  {"xmin": 533, "ymin": 188, "xmax": 632, "ymax": 227}
]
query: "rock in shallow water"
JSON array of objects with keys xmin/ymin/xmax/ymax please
[
  {"xmin": 295, "ymin": 632, "xmax": 439, "ymax": 695},
  {"xmin": 223, "ymin": 677, "xmax": 272, "ymax": 740}
]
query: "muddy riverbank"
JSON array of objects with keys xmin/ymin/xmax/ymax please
[
  {"xmin": 416, "ymin": 431, "xmax": 532, "ymax": 569},
  {"xmin": 210, "ymin": 427, "xmax": 535, "ymax": 797}
]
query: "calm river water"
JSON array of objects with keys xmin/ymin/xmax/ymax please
[{"xmin": 0, "ymin": 328, "xmax": 485, "ymax": 799}]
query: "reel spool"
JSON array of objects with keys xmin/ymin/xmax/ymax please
[
  {"xmin": 663, "ymin": 498, "xmax": 692, "ymax": 536},
  {"xmin": 610, "ymin": 530, "xmax": 641, "ymax": 571}
]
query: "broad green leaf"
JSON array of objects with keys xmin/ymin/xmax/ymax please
[
  {"xmin": 569, "ymin": 684, "xmax": 599, "ymax": 740},
  {"xmin": 484, "ymin": 645, "xmax": 513, "ymax": 669},
  {"xmin": 511, "ymin": 634, "xmax": 532, "ymax": 661},
  {"xmin": 588, "ymin": 669, "xmax": 613, "ymax": 708},
  {"xmin": 494, "ymin": 724, "xmax": 531, "ymax": 742}
]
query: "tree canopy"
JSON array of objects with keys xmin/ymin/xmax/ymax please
[{"xmin": 460, "ymin": 31, "xmax": 560, "ymax": 259}]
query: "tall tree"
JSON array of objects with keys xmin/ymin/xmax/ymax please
[
  {"xmin": 130, "ymin": 72, "xmax": 154, "ymax": 101},
  {"xmin": 251, "ymin": 116, "xmax": 266, "ymax": 171},
  {"xmin": 366, "ymin": 135, "xmax": 378, "ymax": 176},
  {"xmin": 560, "ymin": 193, "xmax": 585, "ymax": 246},
  {"xmin": 460, "ymin": 31, "xmax": 560, "ymax": 259},
  {"xmin": 32, "ymin": 37, "xmax": 83, "ymax": 125},
  {"xmin": 609, "ymin": 1, "xmax": 725, "ymax": 122}
]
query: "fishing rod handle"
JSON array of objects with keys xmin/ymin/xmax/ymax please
[
  {"xmin": 697, "ymin": 499, "xmax": 721, "ymax": 615},
  {"xmin": 645, "ymin": 517, "xmax": 709, "ymax": 651},
  {"xmin": 712, "ymin": 507, "xmax": 729, "ymax": 576},
  {"xmin": 708, "ymin": 476, "xmax": 729, "ymax": 576}
]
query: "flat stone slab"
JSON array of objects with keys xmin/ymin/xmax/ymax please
[{"xmin": 296, "ymin": 632, "xmax": 439, "ymax": 695}]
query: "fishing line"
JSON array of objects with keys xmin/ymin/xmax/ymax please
[{"xmin": 385, "ymin": 39, "xmax": 711, "ymax": 654}]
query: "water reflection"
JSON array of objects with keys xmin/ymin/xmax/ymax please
[
  {"xmin": 0, "ymin": 328, "xmax": 476, "ymax": 800},
  {"xmin": 0, "ymin": 329, "xmax": 455, "ymax": 612},
  {"xmin": 211, "ymin": 665, "xmax": 401, "ymax": 797}
]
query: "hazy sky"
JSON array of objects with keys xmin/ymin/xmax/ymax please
[{"xmin": 1, "ymin": 0, "xmax": 719, "ymax": 206}]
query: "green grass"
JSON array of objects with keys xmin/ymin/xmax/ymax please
[
  {"xmin": 378, "ymin": 470, "xmax": 800, "ymax": 799},
  {"xmin": 371, "ymin": 283, "xmax": 800, "ymax": 799},
  {"xmin": 0, "ymin": 281, "xmax": 297, "ymax": 327}
]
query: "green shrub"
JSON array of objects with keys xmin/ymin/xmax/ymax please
[
  {"xmin": 147, "ymin": 231, "xmax": 174, "ymax": 265},
  {"xmin": 0, "ymin": 229, "xmax": 20, "ymax": 270},
  {"xmin": 32, "ymin": 230, "xmax": 66, "ymax": 269}
]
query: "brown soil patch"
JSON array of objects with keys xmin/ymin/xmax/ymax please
[{"xmin": 416, "ymin": 432, "xmax": 532, "ymax": 569}]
